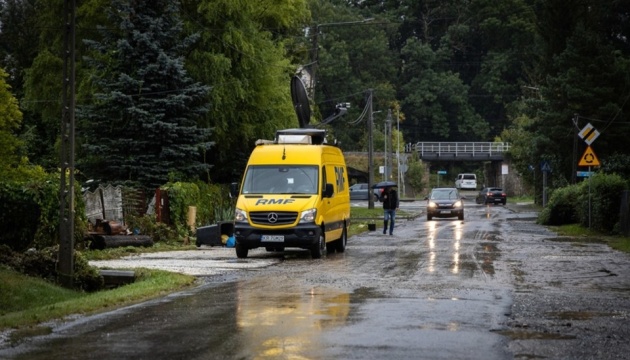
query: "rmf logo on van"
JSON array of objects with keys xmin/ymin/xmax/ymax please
[{"xmin": 255, "ymin": 198, "xmax": 296, "ymax": 206}]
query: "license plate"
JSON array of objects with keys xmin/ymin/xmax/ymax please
[
  {"xmin": 261, "ymin": 235, "xmax": 284, "ymax": 242},
  {"xmin": 440, "ymin": 210, "xmax": 452, "ymax": 214}
]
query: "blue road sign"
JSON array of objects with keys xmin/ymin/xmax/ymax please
[
  {"xmin": 540, "ymin": 161, "xmax": 552, "ymax": 173},
  {"xmin": 437, "ymin": 170, "xmax": 447, "ymax": 175}
]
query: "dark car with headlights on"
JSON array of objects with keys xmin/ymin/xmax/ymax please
[
  {"xmin": 425, "ymin": 187, "xmax": 465, "ymax": 220},
  {"xmin": 475, "ymin": 187, "xmax": 506, "ymax": 205}
]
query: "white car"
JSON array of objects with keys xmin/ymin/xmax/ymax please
[{"xmin": 455, "ymin": 173, "xmax": 477, "ymax": 190}]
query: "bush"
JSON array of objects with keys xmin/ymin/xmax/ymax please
[
  {"xmin": 162, "ymin": 181, "xmax": 233, "ymax": 237},
  {"xmin": 126, "ymin": 214, "xmax": 178, "ymax": 243},
  {"xmin": 0, "ymin": 245, "xmax": 104, "ymax": 292},
  {"xmin": 538, "ymin": 184, "xmax": 581, "ymax": 225},
  {"xmin": 577, "ymin": 173, "xmax": 627, "ymax": 233},
  {"xmin": 0, "ymin": 175, "xmax": 88, "ymax": 252}
]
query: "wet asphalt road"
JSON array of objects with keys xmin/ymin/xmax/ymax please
[{"xmin": 2, "ymin": 198, "xmax": 630, "ymax": 359}]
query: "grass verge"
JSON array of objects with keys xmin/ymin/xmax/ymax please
[
  {"xmin": 1, "ymin": 206, "xmax": 418, "ymax": 340},
  {"xmin": 0, "ymin": 266, "xmax": 196, "ymax": 338},
  {"xmin": 549, "ymin": 223, "xmax": 630, "ymax": 253},
  {"xmin": 348, "ymin": 206, "xmax": 419, "ymax": 237}
]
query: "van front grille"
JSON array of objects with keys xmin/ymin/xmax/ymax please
[{"xmin": 250, "ymin": 211, "xmax": 298, "ymax": 225}]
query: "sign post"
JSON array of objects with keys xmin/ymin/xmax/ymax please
[
  {"xmin": 437, "ymin": 170, "xmax": 447, "ymax": 187},
  {"xmin": 578, "ymin": 146, "xmax": 600, "ymax": 228},
  {"xmin": 540, "ymin": 161, "xmax": 552, "ymax": 207},
  {"xmin": 578, "ymin": 138, "xmax": 601, "ymax": 229}
]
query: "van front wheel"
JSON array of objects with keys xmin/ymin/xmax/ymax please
[{"xmin": 311, "ymin": 232, "xmax": 325, "ymax": 259}]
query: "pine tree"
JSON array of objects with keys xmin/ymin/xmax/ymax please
[{"xmin": 78, "ymin": 0, "xmax": 212, "ymax": 192}]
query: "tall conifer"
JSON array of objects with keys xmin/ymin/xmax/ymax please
[{"xmin": 79, "ymin": 0, "xmax": 212, "ymax": 191}]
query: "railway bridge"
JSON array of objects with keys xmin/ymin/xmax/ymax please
[{"xmin": 409, "ymin": 142, "xmax": 510, "ymax": 161}]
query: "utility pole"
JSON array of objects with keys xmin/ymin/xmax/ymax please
[
  {"xmin": 59, "ymin": 0, "xmax": 76, "ymax": 288},
  {"xmin": 396, "ymin": 108, "xmax": 400, "ymax": 190},
  {"xmin": 385, "ymin": 109, "xmax": 392, "ymax": 180},
  {"xmin": 367, "ymin": 90, "xmax": 375, "ymax": 210}
]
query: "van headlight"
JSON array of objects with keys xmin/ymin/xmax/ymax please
[
  {"xmin": 299, "ymin": 208, "xmax": 316, "ymax": 223},
  {"xmin": 234, "ymin": 208, "xmax": 248, "ymax": 222}
]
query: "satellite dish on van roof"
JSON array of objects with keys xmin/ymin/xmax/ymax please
[{"xmin": 291, "ymin": 75, "xmax": 311, "ymax": 128}]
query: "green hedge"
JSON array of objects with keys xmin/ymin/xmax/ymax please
[
  {"xmin": 538, "ymin": 184, "xmax": 581, "ymax": 225},
  {"xmin": 538, "ymin": 173, "xmax": 628, "ymax": 233},
  {"xmin": 576, "ymin": 173, "xmax": 627, "ymax": 233},
  {"xmin": 0, "ymin": 175, "xmax": 87, "ymax": 252},
  {"xmin": 162, "ymin": 181, "xmax": 234, "ymax": 238}
]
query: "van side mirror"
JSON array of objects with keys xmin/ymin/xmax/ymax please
[
  {"xmin": 230, "ymin": 182, "xmax": 240, "ymax": 198},
  {"xmin": 323, "ymin": 183, "xmax": 334, "ymax": 198}
]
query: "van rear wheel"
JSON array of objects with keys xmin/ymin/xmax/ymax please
[{"xmin": 334, "ymin": 224, "xmax": 348, "ymax": 252}]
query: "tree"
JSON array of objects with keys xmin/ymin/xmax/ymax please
[
  {"xmin": 78, "ymin": 0, "xmax": 212, "ymax": 192},
  {"xmin": 0, "ymin": 67, "xmax": 24, "ymax": 172},
  {"xmin": 525, "ymin": 0, "xmax": 630, "ymax": 185},
  {"xmin": 405, "ymin": 156, "xmax": 426, "ymax": 196},
  {"xmin": 0, "ymin": 67, "xmax": 46, "ymax": 181},
  {"xmin": 399, "ymin": 38, "xmax": 489, "ymax": 141},
  {"xmin": 181, "ymin": 0, "xmax": 309, "ymax": 183}
]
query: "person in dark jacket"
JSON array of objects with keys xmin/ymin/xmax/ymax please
[{"xmin": 381, "ymin": 186, "xmax": 399, "ymax": 235}]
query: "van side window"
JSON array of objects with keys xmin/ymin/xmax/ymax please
[{"xmin": 322, "ymin": 165, "xmax": 327, "ymax": 193}]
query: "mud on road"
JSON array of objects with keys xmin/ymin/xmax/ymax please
[{"xmin": 2, "ymin": 202, "xmax": 630, "ymax": 359}]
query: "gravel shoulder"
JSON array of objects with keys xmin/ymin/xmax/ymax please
[{"xmin": 501, "ymin": 204, "xmax": 630, "ymax": 359}]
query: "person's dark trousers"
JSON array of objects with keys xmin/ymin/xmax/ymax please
[{"xmin": 383, "ymin": 209, "xmax": 396, "ymax": 235}]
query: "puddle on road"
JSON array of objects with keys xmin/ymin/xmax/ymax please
[
  {"xmin": 548, "ymin": 310, "xmax": 617, "ymax": 321},
  {"xmin": 497, "ymin": 329, "xmax": 577, "ymax": 340},
  {"xmin": 544, "ymin": 236, "xmax": 607, "ymax": 244},
  {"xmin": 351, "ymin": 286, "xmax": 385, "ymax": 302}
]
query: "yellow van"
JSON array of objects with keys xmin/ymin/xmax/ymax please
[{"xmin": 230, "ymin": 128, "xmax": 350, "ymax": 259}]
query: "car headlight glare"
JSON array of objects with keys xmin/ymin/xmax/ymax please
[
  {"xmin": 454, "ymin": 201, "xmax": 462, "ymax": 208},
  {"xmin": 428, "ymin": 202, "xmax": 437, "ymax": 208},
  {"xmin": 234, "ymin": 208, "xmax": 248, "ymax": 222},
  {"xmin": 300, "ymin": 208, "xmax": 316, "ymax": 223}
]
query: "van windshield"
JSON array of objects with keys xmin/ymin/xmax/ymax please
[{"xmin": 242, "ymin": 165, "xmax": 319, "ymax": 194}]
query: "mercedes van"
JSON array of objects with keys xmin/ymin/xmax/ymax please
[{"xmin": 230, "ymin": 128, "xmax": 350, "ymax": 259}]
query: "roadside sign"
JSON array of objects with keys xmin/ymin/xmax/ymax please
[
  {"xmin": 577, "ymin": 171, "xmax": 592, "ymax": 177},
  {"xmin": 578, "ymin": 146, "xmax": 600, "ymax": 167},
  {"xmin": 540, "ymin": 160, "xmax": 552, "ymax": 173},
  {"xmin": 437, "ymin": 170, "xmax": 447, "ymax": 175},
  {"xmin": 578, "ymin": 123, "xmax": 600, "ymax": 145}
]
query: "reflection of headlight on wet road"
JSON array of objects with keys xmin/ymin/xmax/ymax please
[
  {"xmin": 428, "ymin": 222, "xmax": 436, "ymax": 272},
  {"xmin": 452, "ymin": 221, "xmax": 461, "ymax": 274},
  {"xmin": 455, "ymin": 222, "xmax": 462, "ymax": 242}
]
